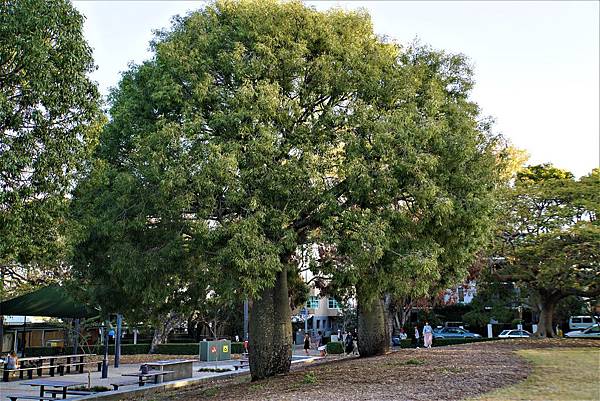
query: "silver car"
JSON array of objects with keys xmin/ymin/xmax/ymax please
[
  {"xmin": 498, "ymin": 329, "xmax": 531, "ymax": 338},
  {"xmin": 565, "ymin": 324, "xmax": 600, "ymax": 338}
]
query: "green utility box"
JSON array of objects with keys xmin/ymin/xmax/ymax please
[{"xmin": 199, "ymin": 340, "xmax": 231, "ymax": 361}]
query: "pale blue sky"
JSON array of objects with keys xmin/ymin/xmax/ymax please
[{"xmin": 73, "ymin": 1, "xmax": 599, "ymax": 177}]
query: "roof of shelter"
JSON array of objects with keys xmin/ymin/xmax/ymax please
[{"xmin": 0, "ymin": 285, "xmax": 97, "ymax": 318}]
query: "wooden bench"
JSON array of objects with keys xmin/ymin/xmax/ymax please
[
  {"xmin": 233, "ymin": 359, "xmax": 249, "ymax": 371},
  {"xmin": 121, "ymin": 370, "xmax": 174, "ymax": 386},
  {"xmin": 2, "ymin": 367, "xmax": 35, "ymax": 382},
  {"xmin": 45, "ymin": 388, "xmax": 93, "ymax": 396},
  {"xmin": 57, "ymin": 361, "xmax": 102, "ymax": 376},
  {"xmin": 109, "ymin": 372, "xmax": 169, "ymax": 390},
  {"xmin": 35, "ymin": 364, "xmax": 61, "ymax": 378},
  {"xmin": 110, "ymin": 379, "xmax": 146, "ymax": 390},
  {"xmin": 7, "ymin": 396, "xmax": 58, "ymax": 401}
]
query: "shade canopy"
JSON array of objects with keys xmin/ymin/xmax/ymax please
[{"xmin": 0, "ymin": 285, "xmax": 97, "ymax": 318}]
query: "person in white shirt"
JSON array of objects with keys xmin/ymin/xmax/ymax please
[
  {"xmin": 423, "ymin": 322, "xmax": 433, "ymax": 348},
  {"xmin": 413, "ymin": 326, "xmax": 420, "ymax": 348}
]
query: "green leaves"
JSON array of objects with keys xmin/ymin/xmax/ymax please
[
  {"xmin": 495, "ymin": 164, "xmax": 600, "ymax": 307},
  {"xmin": 70, "ymin": 1, "xmax": 504, "ymax": 325},
  {"xmin": 0, "ymin": 0, "xmax": 102, "ymax": 292}
]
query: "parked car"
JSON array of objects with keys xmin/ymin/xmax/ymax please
[
  {"xmin": 568, "ymin": 316, "xmax": 597, "ymax": 331},
  {"xmin": 433, "ymin": 327, "xmax": 481, "ymax": 339},
  {"xmin": 498, "ymin": 329, "xmax": 531, "ymax": 338},
  {"xmin": 565, "ymin": 324, "xmax": 600, "ymax": 338}
]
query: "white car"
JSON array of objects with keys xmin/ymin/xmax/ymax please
[
  {"xmin": 565, "ymin": 324, "xmax": 600, "ymax": 338},
  {"xmin": 498, "ymin": 329, "xmax": 531, "ymax": 338},
  {"xmin": 568, "ymin": 316, "xmax": 597, "ymax": 331}
]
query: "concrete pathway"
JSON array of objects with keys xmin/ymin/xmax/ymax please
[{"xmin": 0, "ymin": 352, "xmax": 319, "ymax": 399}]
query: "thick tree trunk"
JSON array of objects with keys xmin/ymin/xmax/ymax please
[
  {"xmin": 535, "ymin": 298, "xmax": 557, "ymax": 338},
  {"xmin": 249, "ymin": 268, "xmax": 292, "ymax": 381},
  {"xmin": 357, "ymin": 292, "xmax": 388, "ymax": 357}
]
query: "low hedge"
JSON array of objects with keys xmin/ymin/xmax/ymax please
[
  {"xmin": 27, "ymin": 342, "xmax": 249, "ymax": 357},
  {"xmin": 433, "ymin": 338, "xmax": 496, "ymax": 347},
  {"xmin": 231, "ymin": 342, "xmax": 245, "ymax": 354},
  {"xmin": 395, "ymin": 337, "xmax": 496, "ymax": 348},
  {"xmin": 25, "ymin": 347, "xmax": 64, "ymax": 357},
  {"xmin": 326, "ymin": 341, "xmax": 344, "ymax": 354},
  {"xmin": 155, "ymin": 343, "xmax": 197, "ymax": 355}
]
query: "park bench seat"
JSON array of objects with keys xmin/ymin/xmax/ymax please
[
  {"xmin": 2, "ymin": 367, "xmax": 35, "ymax": 382},
  {"xmin": 45, "ymin": 389, "xmax": 93, "ymax": 396},
  {"xmin": 110, "ymin": 379, "xmax": 148, "ymax": 390},
  {"xmin": 233, "ymin": 359, "xmax": 249, "ymax": 371},
  {"xmin": 57, "ymin": 361, "xmax": 100, "ymax": 375},
  {"xmin": 58, "ymin": 362, "xmax": 86, "ymax": 375},
  {"xmin": 7, "ymin": 396, "xmax": 58, "ymax": 401}
]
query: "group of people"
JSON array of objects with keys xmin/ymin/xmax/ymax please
[
  {"xmin": 412, "ymin": 322, "xmax": 433, "ymax": 348},
  {"xmin": 303, "ymin": 330, "xmax": 358, "ymax": 356},
  {"xmin": 301, "ymin": 322, "xmax": 435, "ymax": 357}
]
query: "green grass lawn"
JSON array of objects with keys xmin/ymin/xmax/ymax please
[{"xmin": 474, "ymin": 348, "xmax": 600, "ymax": 401}]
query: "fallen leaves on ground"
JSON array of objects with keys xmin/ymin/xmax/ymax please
[{"xmin": 122, "ymin": 339, "xmax": 600, "ymax": 401}]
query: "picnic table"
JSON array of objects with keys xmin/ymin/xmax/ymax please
[
  {"xmin": 121, "ymin": 370, "xmax": 174, "ymax": 386},
  {"xmin": 2, "ymin": 354, "xmax": 97, "ymax": 382},
  {"xmin": 20, "ymin": 378, "xmax": 87, "ymax": 399},
  {"xmin": 145, "ymin": 359, "xmax": 195, "ymax": 382}
]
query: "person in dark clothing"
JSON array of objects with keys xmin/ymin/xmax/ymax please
[
  {"xmin": 344, "ymin": 332, "xmax": 354, "ymax": 355},
  {"xmin": 303, "ymin": 333, "xmax": 310, "ymax": 355},
  {"xmin": 413, "ymin": 325, "xmax": 420, "ymax": 348}
]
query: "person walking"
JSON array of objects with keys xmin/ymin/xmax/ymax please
[
  {"xmin": 344, "ymin": 331, "xmax": 354, "ymax": 355},
  {"xmin": 316, "ymin": 331, "xmax": 327, "ymax": 356},
  {"xmin": 303, "ymin": 333, "xmax": 311, "ymax": 355},
  {"xmin": 413, "ymin": 325, "xmax": 420, "ymax": 349},
  {"xmin": 423, "ymin": 322, "xmax": 433, "ymax": 348}
]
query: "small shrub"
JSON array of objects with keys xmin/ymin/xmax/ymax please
[
  {"xmin": 303, "ymin": 371, "xmax": 317, "ymax": 384},
  {"xmin": 202, "ymin": 387, "xmax": 219, "ymax": 397},
  {"xmin": 326, "ymin": 341, "xmax": 344, "ymax": 354},
  {"xmin": 198, "ymin": 367, "xmax": 232, "ymax": 373},
  {"xmin": 72, "ymin": 386, "xmax": 111, "ymax": 392},
  {"xmin": 404, "ymin": 358, "xmax": 425, "ymax": 365}
]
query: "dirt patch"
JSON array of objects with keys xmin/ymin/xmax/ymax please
[{"xmin": 121, "ymin": 340, "xmax": 600, "ymax": 401}]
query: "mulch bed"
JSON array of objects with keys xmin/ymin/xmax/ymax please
[{"xmin": 125, "ymin": 339, "xmax": 600, "ymax": 401}]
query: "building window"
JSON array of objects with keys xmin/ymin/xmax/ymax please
[
  {"xmin": 316, "ymin": 320, "xmax": 320, "ymax": 329},
  {"xmin": 328, "ymin": 298, "xmax": 340, "ymax": 309},
  {"xmin": 458, "ymin": 287, "xmax": 465, "ymax": 303},
  {"xmin": 306, "ymin": 296, "xmax": 319, "ymax": 309}
]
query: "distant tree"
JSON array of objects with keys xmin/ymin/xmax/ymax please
[
  {"xmin": 493, "ymin": 165, "xmax": 600, "ymax": 337},
  {"xmin": 0, "ymin": 0, "xmax": 102, "ymax": 295}
]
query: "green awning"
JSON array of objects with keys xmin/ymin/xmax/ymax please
[{"xmin": 0, "ymin": 286, "xmax": 97, "ymax": 318}]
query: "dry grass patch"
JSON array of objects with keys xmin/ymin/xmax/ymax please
[{"xmin": 474, "ymin": 348, "xmax": 600, "ymax": 401}]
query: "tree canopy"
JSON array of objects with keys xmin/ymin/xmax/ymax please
[
  {"xmin": 71, "ymin": 0, "xmax": 506, "ymax": 378},
  {"xmin": 0, "ymin": 0, "xmax": 102, "ymax": 297},
  {"xmin": 493, "ymin": 165, "xmax": 600, "ymax": 337}
]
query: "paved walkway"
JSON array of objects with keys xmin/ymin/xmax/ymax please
[{"xmin": 0, "ymin": 352, "xmax": 319, "ymax": 399}]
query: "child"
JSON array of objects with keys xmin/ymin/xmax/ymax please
[{"xmin": 413, "ymin": 325, "xmax": 420, "ymax": 349}]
